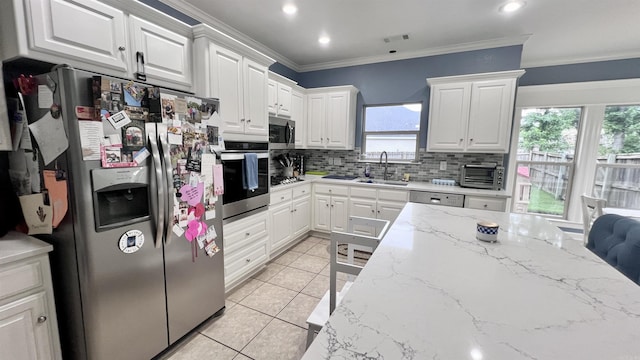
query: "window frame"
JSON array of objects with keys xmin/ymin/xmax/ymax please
[
  {"xmin": 508, "ymin": 79, "xmax": 640, "ymax": 224},
  {"xmin": 361, "ymin": 102, "xmax": 422, "ymax": 162}
]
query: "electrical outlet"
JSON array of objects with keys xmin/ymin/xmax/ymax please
[
  {"xmin": 440, "ymin": 161, "xmax": 447, "ymax": 171},
  {"xmin": 334, "ymin": 157, "xmax": 342, "ymax": 166}
]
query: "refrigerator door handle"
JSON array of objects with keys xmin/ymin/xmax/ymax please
[
  {"xmin": 148, "ymin": 132, "xmax": 165, "ymax": 248},
  {"xmin": 159, "ymin": 133, "xmax": 174, "ymax": 246}
]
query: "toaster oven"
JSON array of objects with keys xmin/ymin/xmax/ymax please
[{"xmin": 460, "ymin": 164, "xmax": 504, "ymax": 190}]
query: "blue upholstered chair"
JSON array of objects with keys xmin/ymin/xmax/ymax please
[{"xmin": 587, "ymin": 214, "xmax": 640, "ymax": 285}]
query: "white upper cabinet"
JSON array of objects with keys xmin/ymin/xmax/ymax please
[
  {"xmin": 193, "ymin": 24, "xmax": 275, "ymax": 141},
  {"xmin": 426, "ymin": 70, "xmax": 524, "ymax": 153},
  {"xmin": 291, "ymin": 88, "xmax": 306, "ymax": 147},
  {"xmin": 209, "ymin": 45, "xmax": 245, "ymax": 134},
  {"xmin": 14, "ymin": 0, "xmax": 128, "ymax": 72},
  {"xmin": 268, "ymin": 73, "xmax": 296, "ymax": 117},
  {"xmin": 1, "ymin": 0, "xmax": 194, "ymax": 90},
  {"xmin": 129, "ymin": 16, "xmax": 192, "ymax": 87},
  {"xmin": 306, "ymin": 86, "xmax": 359, "ymax": 149},
  {"xmin": 243, "ymin": 59, "xmax": 269, "ymax": 135}
]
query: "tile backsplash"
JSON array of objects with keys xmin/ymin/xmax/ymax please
[{"xmin": 270, "ymin": 148, "xmax": 504, "ymax": 183}]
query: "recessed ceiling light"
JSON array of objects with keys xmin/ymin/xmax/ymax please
[
  {"xmin": 318, "ymin": 36, "xmax": 331, "ymax": 45},
  {"xmin": 282, "ymin": 4, "xmax": 297, "ymax": 15},
  {"xmin": 499, "ymin": 1, "xmax": 525, "ymax": 13}
]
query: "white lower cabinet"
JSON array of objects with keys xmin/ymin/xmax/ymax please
[
  {"xmin": 348, "ymin": 186, "xmax": 408, "ymax": 236},
  {"xmin": 223, "ymin": 211, "xmax": 269, "ymax": 292},
  {"xmin": 0, "ymin": 235, "xmax": 61, "ymax": 360},
  {"xmin": 269, "ymin": 184, "xmax": 312, "ymax": 256},
  {"xmin": 313, "ymin": 184, "xmax": 349, "ymax": 232},
  {"xmin": 464, "ymin": 196, "xmax": 507, "ymax": 212}
]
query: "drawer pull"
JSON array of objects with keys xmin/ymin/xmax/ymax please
[
  {"xmin": 245, "ymin": 259, "xmax": 251, "ymax": 263},
  {"xmin": 245, "ymin": 232, "xmax": 250, "ymax": 236},
  {"xmin": 301, "ymin": 190, "xmax": 305, "ymax": 193},
  {"xmin": 37, "ymin": 316, "xmax": 47, "ymax": 323},
  {"xmin": 483, "ymin": 204, "xmax": 488, "ymax": 208},
  {"xmin": 118, "ymin": 46, "xmax": 126, "ymax": 51},
  {"xmin": 281, "ymin": 196, "xmax": 285, "ymax": 200}
]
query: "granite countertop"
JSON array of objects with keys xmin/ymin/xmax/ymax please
[
  {"xmin": 0, "ymin": 231, "xmax": 53, "ymax": 265},
  {"xmin": 271, "ymin": 175, "xmax": 511, "ymax": 198},
  {"xmin": 302, "ymin": 203, "xmax": 640, "ymax": 359}
]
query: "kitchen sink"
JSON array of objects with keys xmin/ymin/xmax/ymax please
[{"xmin": 357, "ymin": 179, "xmax": 409, "ymax": 186}]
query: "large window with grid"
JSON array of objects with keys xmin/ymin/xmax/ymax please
[{"xmin": 361, "ymin": 103, "xmax": 421, "ymax": 161}]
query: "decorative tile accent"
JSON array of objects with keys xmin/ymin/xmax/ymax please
[
  {"xmin": 239, "ymin": 283, "xmax": 298, "ymax": 316},
  {"xmin": 271, "ymin": 148, "xmax": 504, "ymax": 183},
  {"xmin": 199, "ymin": 304, "xmax": 272, "ymax": 351},
  {"xmin": 165, "ymin": 334, "xmax": 237, "ymax": 360},
  {"xmin": 241, "ymin": 318, "xmax": 308, "ymax": 360}
]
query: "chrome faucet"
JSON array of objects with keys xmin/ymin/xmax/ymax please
[{"xmin": 379, "ymin": 151, "xmax": 388, "ymax": 180}]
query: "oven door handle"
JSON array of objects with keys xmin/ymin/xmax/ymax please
[
  {"xmin": 220, "ymin": 153, "xmax": 269, "ymax": 161},
  {"xmin": 148, "ymin": 131, "xmax": 164, "ymax": 249}
]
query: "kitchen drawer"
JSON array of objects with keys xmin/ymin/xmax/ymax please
[
  {"xmin": 314, "ymin": 184, "xmax": 348, "ymax": 196},
  {"xmin": 0, "ymin": 259, "xmax": 44, "ymax": 301},
  {"xmin": 224, "ymin": 240, "xmax": 268, "ymax": 285},
  {"xmin": 270, "ymin": 189, "xmax": 292, "ymax": 205},
  {"xmin": 349, "ymin": 186, "xmax": 377, "ymax": 199},
  {"xmin": 464, "ymin": 196, "xmax": 506, "ymax": 212},
  {"xmin": 292, "ymin": 183, "xmax": 311, "ymax": 198},
  {"xmin": 224, "ymin": 213, "xmax": 268, "ymax": 252},
  {"xmin": 378, "ymin": 189, "xmax": 409, "ymax": 202}
]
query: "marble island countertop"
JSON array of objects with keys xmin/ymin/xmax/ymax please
[
  {"xmin": 302, "ymin": 203, "xmax": 640, "ymax": 359},
  {"xmin": 272, "ymin": 175, "xmax": 511, "ymax": 198}
]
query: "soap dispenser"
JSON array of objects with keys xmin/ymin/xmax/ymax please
[{"xmin": 364, "ymin": 164, "xmax": 371, "ymax": 177}]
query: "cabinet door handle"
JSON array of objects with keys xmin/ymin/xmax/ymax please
[
  {"xmin": 377, "ymin": 210, "xmax": 381, "ymax": 213},
  {"xmin": 459, "ymin": 138, "xmax": 463, "ymax": 143},
  {"xmin": 247, "ymin": 119, "xmax": 251, "ymax": 123},
  {"xmin": 245, "ymin": 232, "xmax": 250, "ymax": 236},
  {"xmin": 469, "ymin": 138, "xmax": 474, "ymax": 142},
  {"xmin": 281, "ymin": 196, "xmax": 285, "ymax": 200},
  {"xmin": 294, "ymin": 209, "xmax": 297, "ymax": 212},
  {"xmin": 118, "ymin": 46, "xmax": 126, "ymax": 51},
  {"xmin": 246, "ymin": 258, "xmax": 251, "ymax": 263},
  {"xmin": 331, "ymin": 204, "xmax": 334, "ymax": 208},
  {"xmin": 326, "ymin": 203, "xmax": 329, "ymax": 207},
  {"xmin": 483, "ymin": 204, "xmax": 488, "ymax": 208},
  {"xmin": 241, "ymin": 118, "xmax": 245, "ymax": 122},
  {"xmin": 37, "ymin": 315, "xmax": 47, "ymax": 323},
  {"xmin": 291, "ymin": 210, "xmax": 295, "ymax": 213},
  {"xmin": 301, "ymin": 190, "xmax": 305, "ymax": 193},
  {"xmin": 371, "ymin": 209, "xmax": 375, "ymax": 213}
]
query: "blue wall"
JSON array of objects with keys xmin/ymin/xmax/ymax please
[
  {"xmin": 296, "ymin": 46, "xmax": 523, "ymax": 148},
  {"xmin": 520, "ymin": 58, "xmax": 640, "ymax": 86},
  {"xmin": 138, "ymin": 0, "xmax": 200, "ymax": 26},
  {"xmin": 269, "ymin": 63, "xmax": 300, "ymax": 83}
]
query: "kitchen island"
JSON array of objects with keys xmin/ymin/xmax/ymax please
[{"xmin": 302, "ymin": 203, "xmax": 640, "ymax": 359}]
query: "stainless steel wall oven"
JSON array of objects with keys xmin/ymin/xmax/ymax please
[{"xmin": 220, "ymin": 141, "xmax": 270, "ymax": 220}]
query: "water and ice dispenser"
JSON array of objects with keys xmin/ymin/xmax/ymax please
[{"xmin": 91, "ymin": 167, "xmax": 150, "ymax": 231}]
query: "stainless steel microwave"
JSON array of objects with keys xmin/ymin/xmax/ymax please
[
  {"xmin": 460, "ymin": 164, "xmax": 504, "ymax": 190},
  {"xmin": 269, "ymin": 117, "xmax": 295, "ymax": 149}
]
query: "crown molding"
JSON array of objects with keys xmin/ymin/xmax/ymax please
[
  {"xmin": 520, "ymin": 50, "xmax": 640, "ymax": 68},
  {"xmin": 160, "ymin": 0, "xmax": 299, "ymax": 70},
  {"xmin": 192, "ymin": 24, "xmax": 275, "ymax": 66},
  {"xmin": 427, "ymin": 69, "xmax": 525, "ymax": 86},
  {"xmin": 516, "ymin": 78, "xmax": 640, "ymax": 107},
  {"xmin": 297, "ymin": 34, "xmax": 531, "ymax": 72}
]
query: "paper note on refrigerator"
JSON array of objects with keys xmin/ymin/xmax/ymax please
[
  {"xmin": 43, "ymin": 170, "xmax": 68, "ymax": 228},
  {"xmin": 37, "ymin": 85, "xmax": 54, "ymax": 109},
  {"xmin": 213, "ymin": 164, "xmax": 224, "ymax": 196},
  {"xmin": 201, "ymin": 154, "xmax": 216, "ymax": 220},
  {"xmin": 28, "ymin": 112, "xmax": 69, "ymax": 165},
  {"xmin": 78, "ymin": 120, "xmax": 104, "ymax": 160}
]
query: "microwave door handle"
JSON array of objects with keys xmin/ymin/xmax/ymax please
[
  {"xmin": 159, "ymin": 133, "xmax": 174, "ymax": 246},
  {"xmin": 148, "ymin": 132, "xmax": 164, "ymax": 248}
]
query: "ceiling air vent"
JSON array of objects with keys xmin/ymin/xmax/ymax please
[{"xmin": 383, "ymin": 34, "xmax": 410, "ymax": 43}]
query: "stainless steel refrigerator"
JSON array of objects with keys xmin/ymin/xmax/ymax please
[{"xmin": 20, "ymin": 66, "xmax": 225, "ymax": 360}]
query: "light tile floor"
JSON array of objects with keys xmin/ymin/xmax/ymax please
[{"xmin": 162, "ymin": 236, "xmax": 341, "ymax": 360}]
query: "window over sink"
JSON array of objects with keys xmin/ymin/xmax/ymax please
[{"xmin": 361, "ymin": 103, "xmax": 421, "ymax": 161}]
